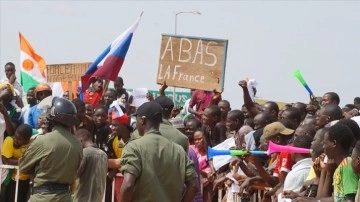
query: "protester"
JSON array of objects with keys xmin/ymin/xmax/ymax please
[
  {"xmin": 192, "ymin": 129, "xmax": 212, "ymax": 202},
  {"xmin": 181, "ymin": 89, "xmax": 196, "ymax": 117},
  {"xmin": 119, "ymin": 101, "xmax": 198, "ymax": 201},
  {"xmin": 322, "ymin": 124, "xmax": 358, "ymax": 201},
  {"xmin": 202, "ymin": 105, "xmax": 227, "ymax": 148},
  {"xmin": 225, "ymin": 110, "xmax": 246, "ymax": 148},
  {"xmin": 103, "ymin": 89, "xmax": 117, "ymax": 108},
  {"xmin": 188, "ymin": 89, "xmax": 222, "ymax": 120},
  {"xmin": 20, "ymin": 97, "xmax": 83, "ymax": 202},
  {"xmin": 1, "ymin": 124, "xmax": 32, "ymax": 202},
  {"xmin": 293, "ymin": 124, "xmax": 317, "ymax": 139},
  {"xmin": 282, "ymin": 135, "xmax": 313, "ymax": 195},
  {"xmin": 315, "ymin": 104, "xmax": 343, "ymax": 129},
  {"xmin": 0, "ymin": 81, "xmax": 23, "ymax": 128},
  {"xmin": 85, "ymin": 102, "xmax": 94, "ymax": 117},
  {"xmin": 74, "ymin": 129, "xmax": 107, "ymax": 202},
  {"xmin": 21, "ymin": 87, "xmax": 36, "ymax": 124},
  {"xmin": 322, "ymin": 92, "xmax": 340, "ymax": 106},
  {"xmin": 0, "ymin": 83, "xmax": 15, "ymax": 136},
  {"xmin": 292, "ymin": 102, "xmax": 308, "ymax": 121},
  {"xmin": 239, "ymin": 80, "xmax": 279, "ymax": 121},
  {"xmin": 245, "ymin": 112, "xmax": 272, "ymax": 151},
  {"xmin": 184, "ymin": 118, "xmax": 202, "ymax": 145},
  {"xmin": 280, "ymin": 107, "xmax": 303, "ymax": 129},
  {"xmin": 28, "ymin": 83, "xmax": 52, "ymax": 129},
  {"xmin": 0, "ymin": 85, "xmax": 15, "ymax": 186},
  {"xmin": 93, "ymin": 105, "xmax": 111, "ymax": 152},
  {"xmin": 240, "ymin": 122, "xmax": 294, "ymax": 201},
  {"xmin": 2, "ymin": 62, "xmax": 24, "ymax": 109},
  {"xmin": 107, "ymin": 103, "xmax": 132, "ymax": 202},
  {"xmin": 351, "ymin": 141, "xmax": 360, "ymax": 202},
  {"xmin": 114, "ymin": 76, "xmax": 130, "ymax": 103},
  {"xmin": 84, "ymin": 78, "xmax": 104, "ymax": 108},
  {"xmin": 218, "ymin": 100, "xmax": 231, "ymax": 124},
  {"xmin": 72, "ymin": 98, "xmax": 95, "ymax": 135},
  {"xmin": 63, "ymin": 91, "xmax": 70, "ymax": 100},
  {"xmin": 187, "ymin": 146, "xmax": 204, "ymax": 202}
]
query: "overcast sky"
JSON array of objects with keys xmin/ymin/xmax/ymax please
[{"xmin": 1, "ymin": 0, "xmax": 360, "ymax": 109}]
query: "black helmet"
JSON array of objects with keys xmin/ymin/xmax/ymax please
[{"xmin": 47, "ymin": 97, "xmax": 78, "ymax": 127}]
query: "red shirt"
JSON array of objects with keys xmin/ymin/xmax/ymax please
[
  {"xmin": 84, "ymin": 89, "xmax": 103, "ymax": 108},
  {"xmin": 273, "ymin": 151, "xmax": 293, "ymax": 182},
  {"xmin": 189, "ymin": 90, "xmax": 222, "ymax": 119}
]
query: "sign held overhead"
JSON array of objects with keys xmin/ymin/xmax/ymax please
[
  {"xmin": 46, "ymin": 62, "xmax": 91, "ymax": 82},
  {"xmin": 157, "ymin": 34, "xmax": 228, "ymax": 92}
]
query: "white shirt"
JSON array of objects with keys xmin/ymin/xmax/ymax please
[
  {"xmin": 181, "ymin": 98, "xmax": 195, "ymax": 116},
  {"xmin": 324, "ymin": 120, "xmax": 339, "ymax": 128},
  {"xmin": 21, "ymin": 105, "xmax": 31, "ymax": 124},
  {"xmin": 245, "ymin": 131, "xmax": 256, "ymax": 151},
  {"xmin": 0, "ymin": 113, "xmax": 8, "ymax": 186},
  {"xmin": 283, "ymin": 158, "xmax": 313, "ymax": 192}
]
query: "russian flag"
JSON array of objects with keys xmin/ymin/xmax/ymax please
[{"xmin": 81, "ymin": 12, "xmax": 143, "ymax": 92}]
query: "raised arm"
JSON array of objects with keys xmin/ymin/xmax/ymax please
[
  {"xmin": 0, "ymin": 104, "xmax": 14, "ymax": 135},
  {"xmin": 239, "ymin": 80, "xmax": 260, "ymax": 118}
]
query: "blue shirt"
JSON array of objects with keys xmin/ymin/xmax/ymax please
[{"xmin": 28, "ymin": 105, "xmax": 43, "ymax": 129}]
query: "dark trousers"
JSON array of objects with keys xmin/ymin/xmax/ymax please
[
  {"xmin": 105, "ymin": 177, "xmax": 113, "ymax": 202},
  {"xmin": 4, "ymin": 179, "xmax": 30, "ymax": 202}
]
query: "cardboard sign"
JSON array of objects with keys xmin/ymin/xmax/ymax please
[
  {"xmin": 157, "ymin": 34, "xmax": 228, "ymax": 92},
  {"xmin": 46, "ymin": 62, "xmax": 91, "ymax": 82}
]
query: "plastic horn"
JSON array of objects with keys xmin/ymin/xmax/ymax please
[
  {"xmin": 293, "ymin": 69, "xmax": 321, "ymax": 108},
  {"xmin": 293, "ymin": 69, "xmax": 314, "ymax": 96},
  {"xmin": 267, "ymin": 141, "xmax": 312, "ymax": 154},
  {"xmin": 207, "ymin": 147, "xmax": 267, "ymax": 159}
]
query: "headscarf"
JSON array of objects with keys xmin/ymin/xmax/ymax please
[{"xmin": 0, "ymin": 81, "xmax": 15, "ymax": 96}]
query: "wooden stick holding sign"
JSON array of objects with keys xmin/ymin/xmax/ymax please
[
  {"xmin": 157, "ymin": 34, "xmax": 228, "ymax": 92},
  {"xmin": 46, "ymin": 62, "xmax": 91, "ymax": 100}
]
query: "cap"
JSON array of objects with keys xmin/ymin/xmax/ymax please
[
  {"xmin": 35, "ymin": 83, "xmax": 52, "ymax": 93},
  {"xmin": 263, "ymin": 122, "xmax": 294, "ymax": 139},
  {"xmin": 133, "ymin": 101, "xmax": 162, "ymax": 121},
  {"xmin": 113, "ymin": 114, "xmax": 129, "ymax": 126},
  {"xmin": 155, "ymin": 96, "xmax": 174, "ymax": 111}
]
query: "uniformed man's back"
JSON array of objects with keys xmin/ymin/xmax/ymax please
[
  {"xmin": 121, "ymin": 129, "xmax": 196, "ymax": 202},
  {"xmin": 20, "ymin": 97, "xmax": 83, "ymax": 202}
]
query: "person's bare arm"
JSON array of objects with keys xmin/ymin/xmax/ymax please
[
  {"xmin": 210, "ymin": 89, "xmax": 222, "ymax": 105},
  {"xmin": 245, "ymin": 154, "xmax": 277, "ymax": 187},
  {"xmin": 188, "ymin": 107, "xmax": 202, "ymax": 117},
  {"xmin": 239, "ymin": 80, "xmax": 260, "ymax": 118},
  {"xmin": 230, "ymin": 159, "xmax": 256, "ymax": 177},
  {"xmin": 159, "ymin": 81, "xmax": 168, "ymax": 96},
  {"xmin": 15, "ymin": 96, "xmax": 24, "ymax": 108},
  {"xmin": 119, "ymin": 172, "xmax": 136, "ymax": 202},
  {"xmin": 0, "ymin": 104, "xmax": 14, "ymax": 135},
  {"xmin": 292, "ymin": 197, "xmax": 334, "ymax": 202},
  {"xmin": 108, "ymin": 158, "xmax": 121, "ymax": 169},
  {"xmin": 2, "ymin": 156, "xmax": 18, "ymax": 166}
]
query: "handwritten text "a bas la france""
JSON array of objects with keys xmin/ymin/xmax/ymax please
[{"xmin": 158, "ymin": 37, "xmax": 219, "ymax": 83}]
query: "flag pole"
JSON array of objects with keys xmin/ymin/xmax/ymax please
[{"xmin": 102, "ymin": 79, "xmax": 110, "ymax": 98}]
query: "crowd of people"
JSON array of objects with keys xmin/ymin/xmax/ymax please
[{"xmin": 1, "ymin": 61, "xmax": 360, "ymax": 202}]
